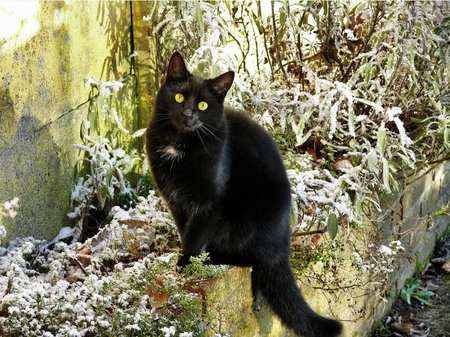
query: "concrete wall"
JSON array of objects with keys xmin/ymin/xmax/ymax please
[
  {"xmin": 205, "ymin": 161, "xmax": 450, "ymax": 336},
  {"xmin": 0, "ymin": 1, "xmax": 143, "ymax": 244}
]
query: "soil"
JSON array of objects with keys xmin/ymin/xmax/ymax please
[{"xmin": 371, "ymin": 233, "xmax": 450, "ymax": 337}]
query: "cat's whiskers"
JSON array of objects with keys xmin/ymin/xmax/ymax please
[
  {"xmin": 200, "ymin": 121, "xmax": 222, "ymax": 131},
  {"xmin": 147, "ymin": 118, "xmax": 173, "ymax": 134},
  {"xmin": 200, "ymin": 124, "xmax": 225, "ymax": 146},
  {"xmin": 195, "ymin": 128, "xmax": 211, "ymax": 158}
]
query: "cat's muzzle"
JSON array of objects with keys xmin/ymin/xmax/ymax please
[
  {"xmin": 182, "ymin": 107, "xmax": 194, "ymax": 119},
  {"xmin": 180, "ymin": 108, "xmax": 200, "ymax": 129}
]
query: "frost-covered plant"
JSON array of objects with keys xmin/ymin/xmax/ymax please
[
  {"xmin": 85, "ymin": 77, "xmax": 129, "ymax": 134},
  {"xmin": 144, "ymin": 1, "xmax": 230, "ymax": 82},
  {"xmin": 0, "ymin": 197, "xmax": 20, "ymax": 220},
  {"xmin": 352, "ymin": 240, "xmax": 406, "ymax": 282},
  {"xmin": 0, "ymin": 226, "xmax": 6, "ymax": 247},
  {"xmin": 69, "ymin": 132, "xmax": 143, "ymax": 219},
  {"xmin": 0, "ymin": 189, "xmax": 227, "ymax": 336},
  {"xmin": 0, "ymin": 242, "xmax": 209, "ymax": 337},
  {"xmin": 0, "ymin": 198, "xmax": 19, "ymax": 246},
  {"xmin": 110, "ymin": 192, "xmax": 179, "ymax": 257},
  {"xmin": 181, "ymin": 253, "xmax": 226, "ymax": 280},
  {"xmin": 68, "ymin": 75, "xmax": 150, "ymax": 221}
]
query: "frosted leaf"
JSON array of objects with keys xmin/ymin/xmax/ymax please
[
  {"xmin": 99, "ymin": 86, "xmax": 111, "ymax": 97},
  {"xmin": 378, "ymin": 245, "xmax": 393, "ymax": 256},
  {"xmin": 128, "ymin": 50, "xmax": 138, "ymax": 59},
  {"xmin": 161, "ymin": 326, "xmax": 176, "ymax": 337},
  {"xmin": 125, "ymin": 324, "xmax": 141, "ymax": 331},
  {"xmin": 110, "ymin": 109, "xmax": 129, "ymax": 134},
  {"xmin": 132, "ymin": 128, "xmax": 147, "ymax": 138},
  {"xmin": 156, "ymin": 253, "xmax": 176, "ymax": 264},
  {"xmin": 329, "ymin": 101, "xmax": 339, "ymax": 137},
  {"xmin": 85, "ymin": 77, "xmax": 99, "ymax": 89}
]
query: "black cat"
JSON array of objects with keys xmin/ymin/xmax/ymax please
[{"xmin": 146, "ymin": 52, "xmax": 343, "ymax": 337}]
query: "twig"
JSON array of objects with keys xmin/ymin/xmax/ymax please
[
  {"xmin": 259, "ymin": 1, "xmax": 274, "ymax": 81},
  {"xmin": 301, "ymin": 0, "xmax": 333, "ymax": 62},
  {"xmin": 292, "ymin": 228, "xmax": 326, "ymax": 237},
  {"xmin": 271, "ymin": 0, "xmax": 289, "ymax": 83},
  {"xmin": 71, "ymin": 257, "xmax": 89, "ymax": 276}
]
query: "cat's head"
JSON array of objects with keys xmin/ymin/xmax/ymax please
[{"xmin": 155, "ymin": 52, "xmax": 234, "ymax": 133}]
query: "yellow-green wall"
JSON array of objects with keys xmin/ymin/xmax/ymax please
[{"xmin": 0, "ymin": 1, "xmax": 144, "ymax": 244}]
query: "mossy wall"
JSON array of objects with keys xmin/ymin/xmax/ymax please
[{"xmin": 0, "ymin": 1, "xmax": 149, "ymax": 244}]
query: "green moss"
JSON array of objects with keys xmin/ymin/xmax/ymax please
[
  {"xmin": 439, "ymin": 222, "xmax": 450, "ymax": 240},
  {"xmin": 291, "ymin": 239, "xmax": 344, "ymax": 277},
  {"xmin": 415, "ymin": 223, "xmax": 450, "ymax": 273},
  {"xmin": 415, "ymin": 248, "xmax": 435, "ymax": 273}
]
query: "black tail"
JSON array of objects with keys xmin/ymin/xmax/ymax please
[{"xmin": 251, "ymin": 260, "xmax": 342, "ymax": 337}]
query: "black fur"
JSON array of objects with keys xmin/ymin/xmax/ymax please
[{"xmin": 146, "ymin": 52, "xmax": 342, "ymax": 337}]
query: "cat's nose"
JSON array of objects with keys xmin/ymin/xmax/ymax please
[{"xmin": 182, "ymin": 108, "xmax": 194, "ymax": 119}]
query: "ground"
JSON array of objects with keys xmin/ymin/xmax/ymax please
[{"xmin": 371, "ymin": 233, "xmax": 450, "ymax": 337}]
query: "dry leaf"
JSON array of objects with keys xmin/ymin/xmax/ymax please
[
  {"xmin": 442, "ymin": 261, "xmax": 450, "ymax": 273},
  {"xmin": 389, "ymin": 321, "xmax": 414, "ymax": 333},
  {"xmin": 147, "ymin": 277, "xmax": 169, "ymax": 308},
  {"xmin": 311, "ymin": 234, "xmax": 322, "ymax": 247},
  {"xmin": 431, "ymin": 257, "xmax": 448, "ymax": 265},
  {"xmin": 306, "ymin": 147, "xmax": 317, "ymax": 161},
  {"xmin": 334, "ymin": 159, "xmax": 354, "ymax": 172}
]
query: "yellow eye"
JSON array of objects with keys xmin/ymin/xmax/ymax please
[
  {"xmin": 198, "ymin": 101, "xmax": 208, "ymax": 111},
  {"xmin": 175, "ymin": 93, "xmax": 184, "ymax": 103}
]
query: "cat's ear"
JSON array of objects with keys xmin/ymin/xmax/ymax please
[
  {"xmin": 166, "ymin": 52, "xmax": 190, "ymax": 81},
  {"xmin": 209, "ymin": 71, "xmax": 235, "ymax": 100}
]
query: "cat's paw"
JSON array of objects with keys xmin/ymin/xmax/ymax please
[{"xmin": 176, "ymin": 255, "xmax": 190, "ymax": 270}]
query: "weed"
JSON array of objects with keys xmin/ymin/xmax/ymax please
[{"xmin": 400, "ymin": 278, "xmax": 435, "ymax": 306}]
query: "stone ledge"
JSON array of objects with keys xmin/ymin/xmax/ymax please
[{"xmin": 202, "ymin": 161, "xmax": 450, "ymax": 336}]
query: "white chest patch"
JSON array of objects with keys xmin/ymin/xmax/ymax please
[{"xmin": 160, "ymin": 145, "xmax": 184, "ymax": 161}]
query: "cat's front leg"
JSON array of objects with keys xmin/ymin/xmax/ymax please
[
  {"xmin": 176, "ymin": 229, "xmax": 208, "ymax": 268},
  {"xmin": 176, "ymin": 211, "xmax": 218, "ymax": 268},
  {"xmin": 177, "ymin": 253, "xmax": 193, "ymax": 268}
]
